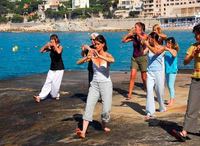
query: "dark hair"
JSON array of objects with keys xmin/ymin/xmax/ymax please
[
  {"xmin": 50, "ymin": 34, "xmax": 60, "ymax": 43},
  {"xmin": 148, "ymin": 32, "xmax": 159, "ymax": 42},
  {"xmin": 193, "ymin": 23, "xmax": 200, "ymax": 34},
  {"xmin": 135, "ymin": 22, "xmax": 145, "ymax": 32},
  {"xmin": 166, "ymin": 37, "xmax": 176, "ymax": 44},
  {"xmin": 166, "ymin": 37, "xmax": 179, "ymax": 51},
  {"xmin": 95, "ymin": 35, "xmax": 108, "ymax": 51}
]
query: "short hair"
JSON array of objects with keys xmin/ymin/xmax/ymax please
[
  {"xmin": 193, "ymin": 23, "xmax": 200, "ymax": 34},
  {"xmin": 90, "ymin": 32, "xmax": 99, "ymax": 39}
]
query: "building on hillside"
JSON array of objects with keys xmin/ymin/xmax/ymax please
[
  {"xmin": 72, "ymin": 0, "xmax": 89, "ymax": 9},
  {"xmin": 114, "ymin": 0, "xmax": 143, "ymax": 18},
  {"xmin": 142, "ymin": 0, "xmax": 200, "ymax": 18}
]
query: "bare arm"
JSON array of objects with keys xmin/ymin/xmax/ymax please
[
  {"xmin": 94, "ymin": 51, "xmax": 115, "ymax": 63},
  {"xmin": 122, "ymin": 29, "xmax": 135, "ymax": 43},
  {"xmin": 53, "ymin": 44, "xmax": 63, "ymax": 54},
  {"xmin": 144, "ymin": 41, "xmax": 165, "ymax": 55},
  {"xmin": 165, "ymin": 47, "xmax": 177, "ymax": 57},
  {"xmin": 40, "ymin": 43, "xmax": 50, "ymax": 53},
  {"xmin": 158, "ymin": 33, "xmax": 167, "ymax": 40}
]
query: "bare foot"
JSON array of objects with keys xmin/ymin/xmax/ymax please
[
  {"xmin": 167, "ymin": 99, "xmax": 174, "ymax": 107},
  {"xmin": 126, "ymin": 94, "xmax": 132, "ymax": 100},
  {"xmin": 103, "ymin": 127, "xmax": 111, "ymax": 132},
  {"xmin": 33, "ymin": 95, "xmax": 40, "ymax": 103},
  {"xmin": 75, "ymin": 128, "xmax": 85, "ymax": 138}
]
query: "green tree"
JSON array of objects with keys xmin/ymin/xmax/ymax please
[{"xmin": 11, "ymin": 14, "xmax": 24, "ymax": 23}]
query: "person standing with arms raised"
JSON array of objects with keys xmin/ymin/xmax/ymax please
[
  {"xmin": 122, "ymin": 22, "xmax": 148, "ymax": 100},
  {"xmin": 172, "ymin": 24, "xmax": 200, "ymax": 142},
  {"xmin": 76, "ymin": 35, "xmax": 114, "ymax": 138},
  {"xmin": 34, "ymin": 34, "xmax": 64, "ymax": 102}
]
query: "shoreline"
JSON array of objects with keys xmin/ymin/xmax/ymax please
[
  {"xmin": 0, "ymin": 69, "xmax": 193, "ymax": 81},
  {"xmin": 0, "ymin": 19, "xmax": 193, "ymax": 32}
]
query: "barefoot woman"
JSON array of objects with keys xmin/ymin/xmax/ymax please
[
  {"xmin": 76, "ymin": 35, "xmax": 114, "ymax": 138},
  {"xmin": 122, "ymin": 22, "xmax": 148, "ymax": 99}
]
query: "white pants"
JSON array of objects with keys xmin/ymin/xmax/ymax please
[{"xmin": 39, "ymin": 70, "xmax": 64, "ymax": 100}]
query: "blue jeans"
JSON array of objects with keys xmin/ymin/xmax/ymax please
[
  {"xmin": 166, "ymin": 73, "xmax": 177, "ymax": 99},
  {"xmin": 83, "ymin": 81, "xmax": 113, "ymax": 122},
  {"xmin": 146, "ymin": 71, "xmax": 166, "ymax": 116}
]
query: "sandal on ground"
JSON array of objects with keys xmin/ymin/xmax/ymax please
[
  {"xmin": 171, "ymin": 129, "xmax": 191, "ymax": 142},
  {"xmin": 33, "ymin": 95, "xmax": 40, "ymax": 103}
]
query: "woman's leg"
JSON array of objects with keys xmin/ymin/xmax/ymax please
[
  {"xmin": 128, "ymin": 69, "xmax": 137, "ymax": 99},
  {"xmin": 146, "ymin": 71, "xmax": 156, "ymax": 116},
  {"xmin": 154, "ymin": 71, "xmax": 166, "ymax": 112},
  {"xmin": 78, "ymin": 81, "xmax": 100, "ymax": 137},
  {"xmin": 99, "ymin": 81, "xmax": 113, "ymax": 131},
  {"xmin": 34, "ymin": 70, "xmax": 54, "ymax": 102},
  {"xmin": 141, "ymin": 71, "xmax": 147, "ymax": 91},
  {"xmin": 50, "ymin": 70, "xmax": 64, "ymax": 99},
  {"xmin": 166, "ymin": 73, "xmax": 176, "ymax": 106}
]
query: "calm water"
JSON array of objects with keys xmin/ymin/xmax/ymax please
[{"xmin": 0, "ymin": 31, "xmax": 195, "ymax": 80}]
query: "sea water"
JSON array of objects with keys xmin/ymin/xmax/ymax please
[{"xmin": 0, "ymin": 31, "xmax": 195, "ymax": 79}]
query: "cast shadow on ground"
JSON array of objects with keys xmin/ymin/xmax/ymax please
[
  {"xmin": 68, "ymin": 93, "xmax": 87, "ymax": 102},
  {"xmin": 120, "ymin": 101, "xmax": 146, "ymax": 116},
  {"xmin": 147, "ymin": 119, "xmax": 184, "ymax": 142},
  {"xmin": 62, "ymin": 114, "xmax": 103, "ymax": 131}
]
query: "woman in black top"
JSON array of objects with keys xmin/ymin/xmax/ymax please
[{"xmin": 34, "ymin": 34, "xmax": 64, "ymax": 103}]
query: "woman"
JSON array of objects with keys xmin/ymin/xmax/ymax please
[
  {"xmin": 165, "ymin": 37, "xmax": 179, "ymax": 106},
  {"xmin": 172, "ymin": 23, "xmax": 200, "ymax": 142},
  {"xmin": 152, "ymin": 24, "xmax": 167, "ymax": 45},
  {"xmin": 34, "ymin": 34, "xmax": 64, "ymax": 102},
  {"xmin": 143, "ymin": 32, "xmax": 166, "ymax": 119},
  {"xmin": 81, "ymin": 32, "xmax": 99, "ymax": 87},
  {"xmin": 76, "ymin": 35, "xmax": 114, "ymax": 138},
  {"xmin": 122, "ymin": 22, "xmax": 148, "ymax": 100}
]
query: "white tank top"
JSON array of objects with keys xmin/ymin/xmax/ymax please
[{"xmin": 92, "ymin": 62, "xmax": 111, "ymax": 82}]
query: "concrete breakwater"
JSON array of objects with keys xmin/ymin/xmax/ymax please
[{"xmin": 0, "ymin": 18, "xmax": 160, "ymax": 32}]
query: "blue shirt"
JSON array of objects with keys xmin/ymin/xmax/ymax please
[
  {"xmin": 147, "ymin": 50, "xmax": 164, "ymax": 72},
  {"xmin": 165, "ymin": 51, "xmax": 178, "ymax": 74}
]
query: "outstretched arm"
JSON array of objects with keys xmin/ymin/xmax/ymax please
[
  {"xmin": 122, "ymin": 29, "xmax": 134, "ymax": 43},
  {"xmin": 40, "ymin": 43, "xmax": 50, "ymax": 53}
]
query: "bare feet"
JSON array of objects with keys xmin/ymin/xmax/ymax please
[
  {"xmin": 126, "ymin": 94, "xmax": 132, "ymax": 100},
  {"xmin": 167, "ymin": 99, "xmax": 174, "ymax": 107},
  {"xmin": 75, "ymin": 128, "xmax": 85, "ymax": 138},
  {"xmin": 33, "ymin": 95, "xmax": 40, "ymax": 103},
  {"xmin": 102, "ymin": 122, "xmax": 111, "ymax": 133},
  {"xmin": 103, "ymin": 127, "xmax": 111, "ymax": 132}
]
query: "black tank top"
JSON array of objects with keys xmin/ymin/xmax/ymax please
[{"xmin": 50, "ymin": 46, "xmax": 64, "ymax": 70}]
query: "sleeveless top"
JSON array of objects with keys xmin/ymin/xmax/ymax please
[
  {"xmin": 132, "ymin": 34, "xmax": 146, "ymax": 58},
  {"xmin": 165, "ymin": 51, "xmax": 178, "ymax": 74},
  {"xmin": 92, "ymin": 62, "xmax": 111, "ymax": 82},
  {"xmin": 147, "ymin": 50, "xmax": 164, "ymax": 72},
  {"xmin": 50, "ymin": 46, "xmax": 65, "ymax": 70}
]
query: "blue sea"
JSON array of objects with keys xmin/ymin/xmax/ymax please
[{"xmin": 0, "ymin": 31, "xmax": 195, "ymax": 80}]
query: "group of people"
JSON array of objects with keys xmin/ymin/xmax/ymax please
[{"xmin": 33, "ymin": 22, "xmax": 200, "ymax": 141}]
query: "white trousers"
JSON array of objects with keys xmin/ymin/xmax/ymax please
[{"xmin": 39, "ymin": 70, "xmax": 64, "ymax": 100}]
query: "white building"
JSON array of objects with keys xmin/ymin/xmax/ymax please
[
  {"xmin": 72, "ymin": 0, "xmax": 89, "ymax": 9},
  {"xmin": 142, "ymin": 0, "xmax": 200, "ymax": 18},
  {"xmin": 114, "ymin": 0, "xmax": 143, "ymax": 18}
]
